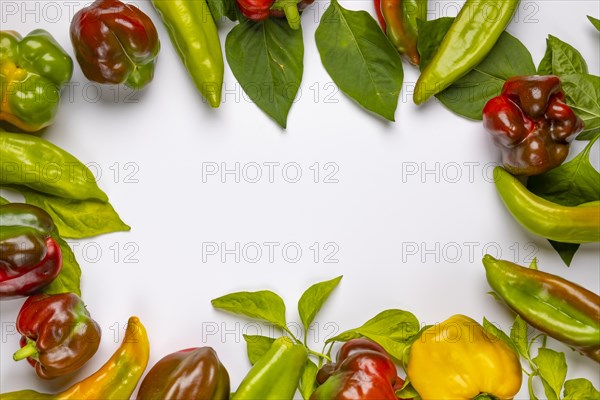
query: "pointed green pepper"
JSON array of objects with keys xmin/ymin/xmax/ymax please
[
  {"xmin": 232, "ymin": 336, "xmax": 307, "ymax": 400},
  {"xmin": 483, "ymin": 255, "xmax": 600, "ymax": 362},
  {"xmin": 493, "ymin": 166, "xmax": 600, "ymax": 244},
  {"xmin": 413, "ymin": 0, "xmax": 519, "ymax": 104},
  {"xmin": 151, "ymin": 0, "xmax": 224, "ymax": 108}
]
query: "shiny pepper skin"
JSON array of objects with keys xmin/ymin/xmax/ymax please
[
  {"xmin": 311, "ymin": 338, "xmax": 403, "ymax": 400},
  {"xmin": 237, "ymin": 0, "xmax": 313, "ymax": 30},
  {"xmin": 3, "ymin": 316, "xmax": 149, "ymax": 400},
  {"xmin": 0, "ymin": 203, "xmax": 62, "ymax": 299},
  {"xmin": 137, "ymin": 347, "xmax": 230, "ymax": 400},
  {"xmin": 0, "ymin": 30, "xmax": 73, "ymax": 132},
  {"xmin": 70, "ymin": 0, "xmax": 160, "ymax": 89},
  {"xmin": 483, "ymin": 75, "xmax": 583, "ymax": 176},
  {"xmin": 13, "ymin": 293, "xmax": 101, "ymax": 379},
  {"xmin": 407, "ymin": 315, "xmax": 522, "ymax": 400}
]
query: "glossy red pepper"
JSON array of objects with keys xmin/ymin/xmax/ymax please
[
  {"xmin": 0, "ymin": 203, "xmax": 62, "ymax": 299},
  {"xmin": 237, "ymin": 0, "xmax": 275, "ymax": 20},
  {"xmin": 70, "ymin": 0, "xmax": 160, "ymax": 89},
  {"xmin": 13, "ymin": 293, "xmax": 101, "ymax": 379},
  {"xmin": 311, "ymin": 338, "xmax": 403, "ymax": 400},
  {"xmin": 483, "ymin": 75, "xmax": 584, "ymax": 176},
  {"xmin": 136, "ymin": 347, "xmax": 230, "ymax": 400},
  {"xmin": 374, "ymin": 0, "xmax": 387, "ymax": 31}
]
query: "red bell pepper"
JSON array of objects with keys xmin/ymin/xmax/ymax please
[{"xmin": 13, "ymin": 293, "xmax": 101, "ymax": 379}]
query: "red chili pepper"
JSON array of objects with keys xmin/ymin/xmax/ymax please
[
  {"xmin": 374, "ymin": 0, "xmax": 387, "ymax": 31},
  {"xmin": 483, "ymin": 75, "xmax": 583, "ymax": 176},
  {"xmin": 237, "ymin": 0, "xmax": 276, "ymax": 21},
  {"xmin": 70, "ymin": 0, "xmax": 160, "ymax": 89},
  {"xmin": 13, "ymin": 293, "xmax": 101, "ymax": 379}
]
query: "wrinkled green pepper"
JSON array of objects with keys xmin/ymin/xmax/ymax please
[
  {"xmin": 13, "ymin": 293, "xmax": 101, "ymax": 378},
  {"xmin": 151, "ymin": 0, "xmax": 224, "ymax": 108},
  {"xmin": 311, "ymin": 338, "xmax": 403, "ymax": 400},
  {"xmin": 0, "ymin": 131, "xmax": 108, "ymax": 201},
  {"xmin": 137, "ymin": 347, "xmax": 230, "ymax": 399},
  {"xmin": 0, "ymin": 203, "xmax": 62, "ymax": 299},
  {"xmin": 2, "ymin": 316, "xmax": 149, "ymax": 399},
  {"xmin": 484, "ymin": 255, "xmax": 600, "ymax": 363},
  {"xmin": 381, "ymin": 0, "xmax": 427, "ymax": 65},
  {"xmin": 0, "ymin": 30, "xmax": 73, "ymax": 132},
  {"xmin": 232, "ymin": 336, "xmax": 307, "ymax": 400},
  {"xmin": 493, "ymin": 166, "xmax": 600, "ymax": 243},
  {"xmin": 414, "ymin": 0, "xmax": 519, "ymax": 104}
]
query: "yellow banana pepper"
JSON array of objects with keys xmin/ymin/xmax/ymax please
[{"xmin": 407, "ymin": 314, "xmax": 522, "ymax": 400}]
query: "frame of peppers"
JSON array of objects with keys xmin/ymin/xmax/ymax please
[{"xmin": 0, "ymin": 0, "xmax": 599, "ymax": 399}]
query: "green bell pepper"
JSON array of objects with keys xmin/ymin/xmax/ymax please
[{"xmin": 0, "ymin": 30, "xmax": 73, "ymax": 132}]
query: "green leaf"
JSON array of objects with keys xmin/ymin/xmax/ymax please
[
  {"xmin": 537, "ymin": 39, "xmax": 553, "ymax": 75},
  {"xmin": 483, "ymin": 317, "xmax": 518, "ymax": 357},
  {"xmin": 298, "ymin": 276, "xmax": 342, "ymax": 332},
  {"xmin": 226, "ymin": 19, "xmax": 303, "ymax": 128},
  {"xmin": 563, "ymin": 378, "xmax": 600, "ymax": 400},
  {"xmin": 243, "ymin": 334, "xmax": 275, "ymax": 365},
  {"xmin": 533, "ymin": 348, "xmax": 568, "ymax": 400},
  {"xmin": 42, "ymin": 233, "xmax": 81, "ymax": 297},
  {"xmin": 327, "ymin": 309, "xmax": 420, "ymax": 360},
  {"xmin": 212, "ymin": 290, "xmax": 287, "ymax": 329},
  {"xmin": 299, "ymin": 359, "xmax": 318, "ymax": 400},
  {"xmin": 206, "ymin": 0, "xmax": 237, "ymax": 22},
  {"xmin": 17, "ymin": 187, "xmax": 130, "ymax": 239},
  {"xmin": 418, "ymin": 18, "xmax": 535, "ymax": 120},
  {"xmin": 546, "ymin": 35, "xmax": 588, "ymax": 76},
  {"xmin": 548, "ymin": 240, "xmax": 579, "ymax": 267},
  {"xmin": 561, "ymin": 73, "xmax": 600, "ymax": 140},
  {"xmin": 588, "ymin": 15, "xmax": 600, "ymax": 31},
  {"xmin": 395, "ymin": 381, "xmax": 420, "ymax": 399},
  {"xmin": 315, "ymin": 0, "xmax": 403, "ymax": 121},
  {"xmin": 0, "ymin": 196, "xmax": 8, "ymax": 205},
  {"xmin": 510, "ymin": 315, "xmax": 530, "ymax": 361}
]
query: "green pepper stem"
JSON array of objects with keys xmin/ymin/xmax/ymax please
[
  {"xmin": 13, "ymin": 340, "xmax": 38, "ymax": 361},
  {"xmin": 307, "ymin": 348, "xmax": 331, "ymax": 362}
]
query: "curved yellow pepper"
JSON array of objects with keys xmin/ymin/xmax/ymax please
[{"xmin": 406, "ymin": 314, "xmax": 522, "ymax": 400}]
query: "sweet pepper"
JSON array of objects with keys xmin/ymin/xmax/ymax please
[
  {"xmin": 232, "ymin": 336, "xmax": 307, "ymax": 400},
  {"xmin": 13, "ymin": 292, "xmax": 101, "ymax": 379},
  {"xmin": 0, "ymin": 29, "xmax": 73, "ymax": 132},
  {"xmin": 236, "ymin": 0, "xmax": 313, "ymax": 30},
  {"xmin": 0, "ymin": 203, "xmax": 62, "ymax": 299},
  {"xmin": 137, "ymin": 347, "xmax": 230, "ymax": 400},
  {"xmin": 2, "ymin": 316, "xmax": 148, "ymax": 399},
  {"xmin": 70, "ymin": 0, "xmax": 160, "ymax": 89},
  {"xmin": 311, "ymin": 338, "xmax": 403, "ymax": 400},
  {"xmin": 407, "ymin": 314, "xmax": 522, "ymax": 400},
  {"xmin": 493, "ymin": 166, "xmax": 600, "ymax": 244},
  {"xmin": 380, "ymin": 0, "xmax": 427, "ymax": 65},
  {"xmin": 484, "ymin": 255, "xmax": 600, "ymax": 363},
  {"xmin": 483, "ymin": 75, "xmax": 583, "ymax": 176}
]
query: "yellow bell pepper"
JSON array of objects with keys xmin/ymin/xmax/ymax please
[{"xmin": 406, "ymin": 314, "xmax": 522, "ymax": 400}]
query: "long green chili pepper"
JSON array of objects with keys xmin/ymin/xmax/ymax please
[
  {"xmin": 151, "ymin": 0, "xmax": 224, "ymax": 108},
  {"xmin": 493, "ymin": 167, "xmax": 600, "ymax": 244},
  {"xmin": 483, "ymin": 255, "xmax": 600, "ymax": 363},
  {"xmin": 381, "ymin": 0, "xmax": 427, "ymax": 65},
  {"xmin": 232, "ymin": 337, "xmax": 307, "ymax": 400},
  {"xmin": 414, "ymin": 0, "xmax": 519, "ymax": 104},
  {"xmin": 0, "ymin": 131, "xmax": 107, "ymax": 201}
]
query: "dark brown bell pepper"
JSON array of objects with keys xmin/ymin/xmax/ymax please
[
  {"xmin": 0, "ymin": 203, "xmax": 62, "ymax": 299},
  {"xmin": 483, "ymin": 75, "xmax": 584, "ymax": 176},
  {"xmin": 311, "ymin": 338, "xmax": 404, "ymax": 400},
  {"xmin": 136, "ymin": 347, "xmax": 230, "ymax": 400},
  {"xmin": 13, "ymin": 293, "xmax": 101, "ymax": 379},
  {"xmin": 70, "ymin": 0, "xmax": 160, "ymax": 89}
]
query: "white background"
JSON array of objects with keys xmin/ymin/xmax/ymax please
[{"xmin": 1, "ymin": 0, "xmax": 599, "ymax": 398}]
